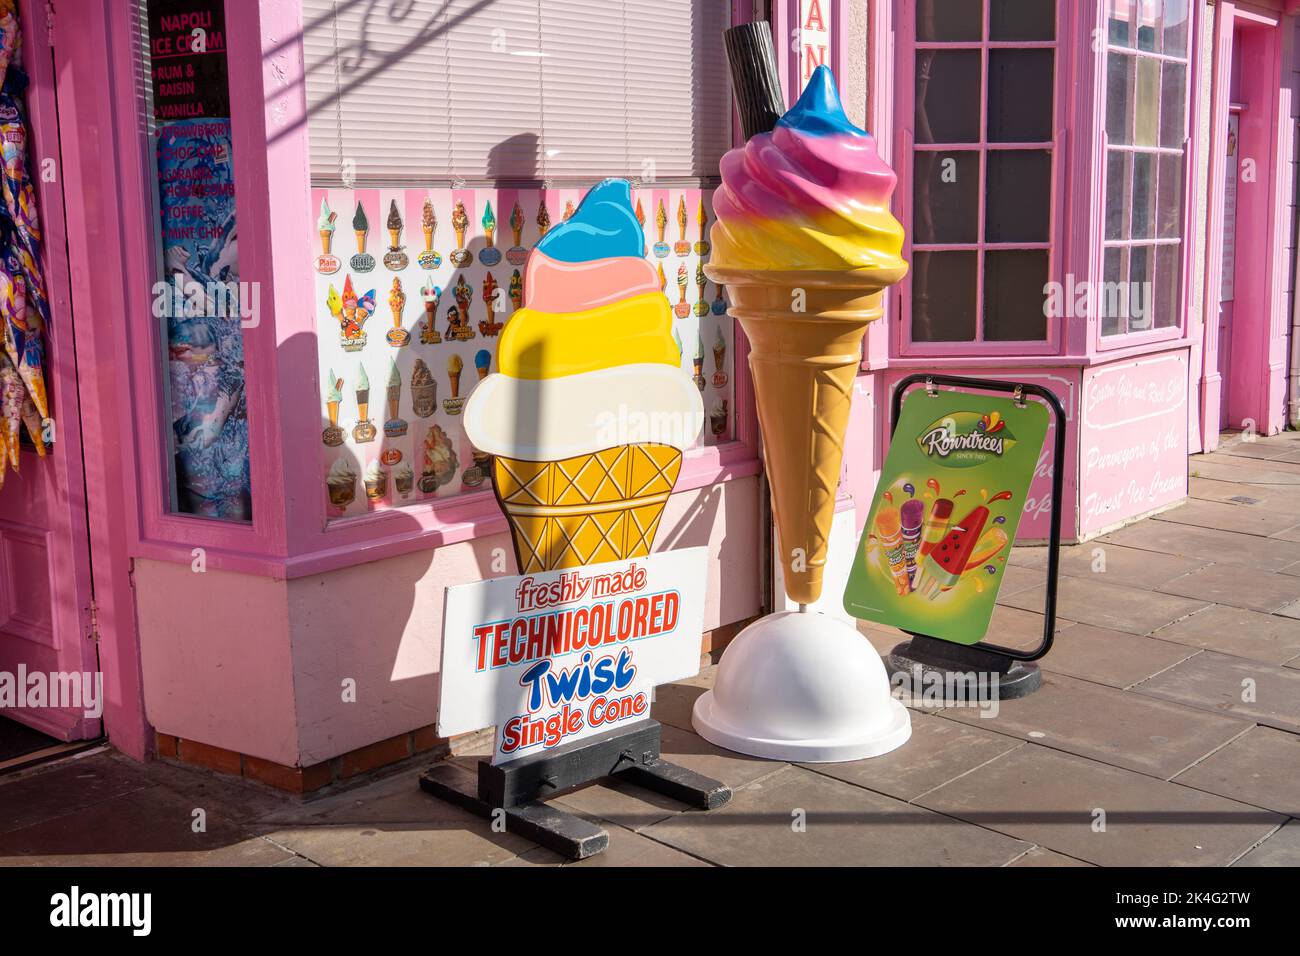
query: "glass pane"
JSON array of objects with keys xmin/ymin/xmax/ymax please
[
  {"xmin": 988, "ymin": 49, "xmax": 1054, "ymax": 142},
  {"xmin": 913, "ymin": 151, "xmax": 979, "ymax": 244},
  {"xmin": 912, "ymin": 251, "xmax": 978, "ymax": 342},
  {"xmin": 1108, "ymin": 0, "xmax": 1131, "ymax": 47},
  {"xmin": 1106, "ymin": 54, "xmax": 1135, "ymax": 145},
  {"xmin": 1132, "ymin": 152, "xmax": 1156, "ymax": 239},
  {"xmin": 1101, "ymin": 246, "xmax": 1129, "ymax": 336},
  {"xmin": 1129, "ymin": 244, "xmax": 1153, "ymax": 331},
  {"xmin": 984, "ymin": 250, "xmax": 1049, "ymax": 341},
  {"xmin": 986, "ymin": 150, "xmax": 1051, "ymax": 242},
  {"xmin": 1153, "ymin": 243, "xmax": 1181, "ymax": 328},
  {"xmin": 915, "ymin": 51, "xmax": 982, "ymax": 143},
  {"xmin": 1163, "ymin": 0, "xmax": 1190, "ymax": 58},
  {"xmin": 917, "ymin": 0, "xmax": 984, "ymax": 42},
  {"xmin": 1157, "ymin": 152, "xmax": 1184, "ymax": 238},
  {"xmin": 990, "ymin": 0, "xmax": 1055, "ymax": 41},
  {"xmin": 1137, "ymin": 0, "xmax": 1159, "ymax": 51},
  {"xmin": 1160, "ymin": 61, "xmax": 1187, "ymax": 147},
  {"xmin": 1135, "ymin": 57, "xmax": 1159, "ymax": 146},
  {"xmin": 1105, "ymin": 150, "xmax": 1130, "ymax": 241}
]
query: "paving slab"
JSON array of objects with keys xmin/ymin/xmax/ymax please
[
  {"xmin": 1100, "ymin": 521, "xmax": 1300, "ymax": 572},
  {"xmin": 1007, "ymin": 846, "xmax": 1093, "ymax": 866},
  {"xmin": 1172, "ymin": 726, "xmax": 1300, "ymax": 816},
  {"xmin": 1156, "ymin": 564, "xmax": 1300, "ymax": 613},
  {"xmin": 1152, "ymin": 498, "xmax": 1300, "ymax": 537},
  {"xmin": 1007, "ymin": 542, "xmax": 1211, "ymax": 590},
  {"xmin": 1232, "ymin": 820, "xmax": 1300, "ymax": 866},
  {"xmin": 644, "ymin": 764, "xmax": 1032, "ymax": 866},
  {"xmin": 498, "ymin": 828, "xmax": 713, "ymax": 867},
  {"xmin": 1188, "ymin": 476, "xmax": 1300, "ymax": 506},
  {"xmin": 1214, "ymin": 442, "xmax": 1297, "ymax": 462},
  {"xmin": 994, "ymin": 562, "xmax": 1047, "ymax": 597},
  {"xmin": 1271, "ymin": 524, "xmax": 1300, "ymax": 542},
  {"xmin": 257, "ymin": 763, "xmax": 537, "ymax": 865},
  {"xmin": 1277, "ymin": 600, "xmax": 1300, "ymax": 620},
  {"xmin": 0, "ymin": 751, "xmax": 155, "ymax": 837},
  {"xmin": 1003, "ymin": 575, "xmax": 1209, "ymax": 635},
  {"xmin": 799, "ymin": 711, "xmax": 1022, "ymax": 802},
  {"xmin": 917, "ymin": 746, "xmax": 1283, "ymax": 867},
  {"xmin": 1150, "ymin": 604, "xmax": 1300, "ymax": 664},
  {"xmin": 0, "ymin": 785, "xmax": 295, "ymax": 866},
  {"xmin": 1038, "ymin": 623, "xmax": 1199, "ymax": 687},
  {"xmin": 941, "ymin": 674, "xmax": 1251, "ymax": 779},
  {"xmin": 1135, "ymin": 651, "xmax": 1300, "ymax": 733},
  {"xmin": 983, "ymin": 604, "xmax": 1072, "ymax": 650},
  {"xmin": 1187, "ymin": 458, "xmax": 1300, "ymax": 486}
]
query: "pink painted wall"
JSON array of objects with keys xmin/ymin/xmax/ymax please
[{"xmin": 135, "ymin": 477, "xmax": 761, "ymax": 766}]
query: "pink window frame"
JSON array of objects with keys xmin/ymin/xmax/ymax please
[
  {"xmin": 105, "ymin": 0, "xmax": 761, "ymax": 580},
  {"xmin": 1094, "ymin": 0, "xmax": 1198, "ymax": 353},
  {"xmin": 893, "ymin": 0, "xmax": 1066, "ymax": 359}
]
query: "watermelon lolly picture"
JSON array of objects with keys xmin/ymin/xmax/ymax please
[{"xmin": 915, "ymin": 505, "xmax": 989, "ymax": 600}]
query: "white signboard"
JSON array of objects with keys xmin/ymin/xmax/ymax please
[{"xmin": 439, "ymin": 548, "xmax": 709, "ymax": 763}]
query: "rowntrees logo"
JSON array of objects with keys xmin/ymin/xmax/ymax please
[{"xmin": 917, "ymin": 411, "xmax": 1017, "ymax": 467}]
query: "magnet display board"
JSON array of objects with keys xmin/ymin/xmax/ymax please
[{"xmin": 844, "ymin": 389, "xmax": 1048, "ymax": 646}]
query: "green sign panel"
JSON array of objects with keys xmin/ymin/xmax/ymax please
[{"xmin": 844, "ymin": 389, "xmax": 1049, "ymax": 646}]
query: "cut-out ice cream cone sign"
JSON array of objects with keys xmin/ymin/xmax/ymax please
[
  {"xmin": 463, "ymin": 177, "xmax": 704, "ymax": 573},
  {"xmin": 706, "ymin": 64, "xmax": 907, "ymax": 606}
]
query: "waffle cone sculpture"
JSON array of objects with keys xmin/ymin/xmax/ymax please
[
  {"xmin": 465, "ymin": 179, "xmax": 703, "ymax": 572},
  {"xmin": 706, "ymin": 65, "xmax": 908, "ymax": 605}
]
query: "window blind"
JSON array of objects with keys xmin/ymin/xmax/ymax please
[{"xmin": 303, "ymin": 0, "xmax": 732, "ymax": 186}]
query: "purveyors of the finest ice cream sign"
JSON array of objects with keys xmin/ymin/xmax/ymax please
[{"xmin": 439, "ymin": 549, "xmax": 708, "ymax": 762}]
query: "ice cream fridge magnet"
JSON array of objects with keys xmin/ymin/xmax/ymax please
[
  {"xmin": 418, "ymin": 279, "xmax": 442, "ymax": 344},
  {"xmin": 443, "ymin": 353, "xmax": 465, "ymax": 415},
  {"xmin": 447, "ymin": 275, "xmax": 476, "ymax": 341},
  {"xmin": 420, "ymin": 424, "xmax": 458, "ymax": 493},
  {"xmin": 691, "ymin": 27, "xmax": 911, "ymax": 763},
  {"xmin": 410, "ymin": 357, "xmax": 437, "ymax": 418},
  {"xmin": 386, "ymin": 277, "xmax": 409, "ymax": 346},
  {"xmin": 333, "ymin": 275, "xmax": 373, "ymax": 352},
  {"xmin": 326, "ymin": 457, "xmax": 358, "ymax": 512},
  {"xmin": 315, "ymin": 198, "xmax": 340, "ymax": 274},
  {"xmin": 652, "ymin": 198, "xmax": 669, "ymax": 258},
  {"xmin": 322, "ymin": 368, "xmax": 344, "ymax": 446},
  {"xmin": 349, "ymin": 200, "xmax": 375, "ymax": 272},
  {"xmin": 693, "ymin": 262, "xmax": 709, "ymax": 316},
  {"xmin": 506, "ymin": 201, "xmax": 528, "ymax": 266},
  {"xmin": 674, "ymin": 196, "xmax": 690, "ymax": 256},
  {"xmin": 695, "ymin": 198, "xmax": 711, "ymax": 256},
  {"xmin": 710, "ymin": 326, "xmax": 728, "ymax": 388},
  {"xmin": 383, "ymin": 359, "xmax": 407, "ymax": 438},
  {"xmin": 479, "ymin": 273, "xmax": 503, "ymax": 337},
  {"xmin": 449, "ymin": 200, "xmax": 471, "ymax": 267},
  {"xmin": 352, "ymin": 363, "xmax": 376, "ymax": 443},
  {"xmin": 383, "ymin": 199, "xmax": 409, "ymax": 271},
  {"xmin": 478, "ymin": 201, "xmax": 501, "ymax": 266},
  {"xmin": 417, "ymin": 197, "xmax": 441, "ymax": 270}
]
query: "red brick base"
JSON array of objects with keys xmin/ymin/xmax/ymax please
[
  {"xmin": 153, "ymin": 724, "xmax": 452, "ymax": 795},
  {"xmin": 153, "ymin": 620, "xmax": 757, "ymax": 793}
]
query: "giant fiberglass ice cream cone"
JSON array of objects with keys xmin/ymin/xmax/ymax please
[
  {"xmin": 692, "ymin": 37, "xmax": 910, "ymax": 762},
  {"xmin": 463, "ymin": 179, "xmax": 703, "ymax": 572}
]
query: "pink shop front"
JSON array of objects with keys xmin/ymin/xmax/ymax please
[{"xmin": 2, "ymin": 0, "xmax": 1296, "ymax": 781}]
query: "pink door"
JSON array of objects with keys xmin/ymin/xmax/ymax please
[{"xmin": 0, "ymin": 3, "xmax": 99, "ymax": 742}]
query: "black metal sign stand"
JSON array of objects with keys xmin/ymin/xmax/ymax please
[
  {"xmin": 883, "ymin": 373, "xmax": 1066, "ymax": 701},
  {"xmin": 421, "ymin": 719, "xmax": 731, "ymax": 860}
]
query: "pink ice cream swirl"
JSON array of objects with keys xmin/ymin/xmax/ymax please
[{"xmin": 709, "ymin": 65, "xmax": 907, "ymax": 278}]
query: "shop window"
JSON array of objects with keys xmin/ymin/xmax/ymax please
[
  {"xmin": 139, "ymin": 1, "xmax": 251, "ymax": 521},
  {"xmin": 301, "ymin": 1, "xmax": 735, "ymax": 521},
  {"xmin": 1101, "ymin": 0, "xmax": 1190, "ymax": 336},
  {"xmin": 910, "ymin": 0, "xmax": 1056, "ymax": 346}
]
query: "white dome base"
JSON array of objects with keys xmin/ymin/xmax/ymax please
[{"xmin": 692, "ymin": 610, "xmax": 911, "ymax": 763}]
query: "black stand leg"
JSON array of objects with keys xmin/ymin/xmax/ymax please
[
  {"xmin": 419, "ymin": 719, "xmax": 731, "ymax": 861},
  {"xmin": 887, "ymin": 634, "xmax": 1041, "ymax": 701}
]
